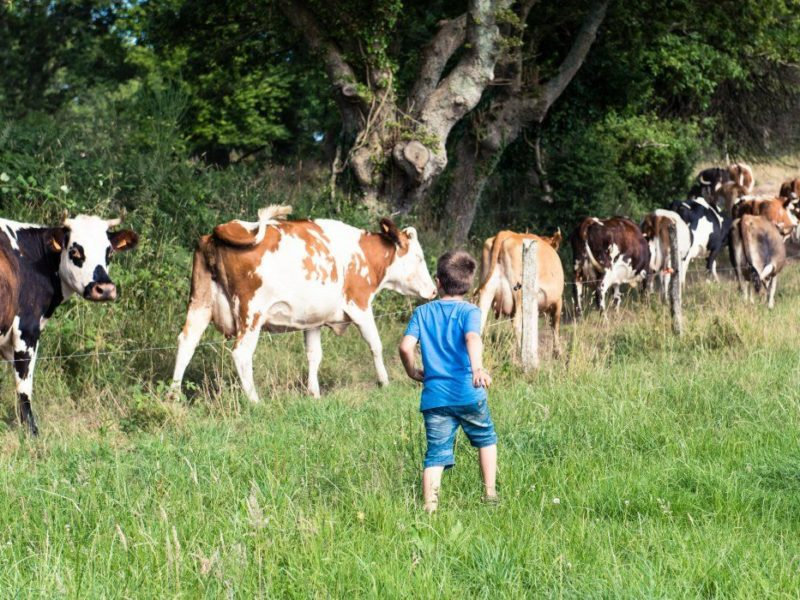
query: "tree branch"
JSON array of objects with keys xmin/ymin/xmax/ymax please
[
  {"xmin": 277, "ymin": 0, "xmax": 369, "ymax": 133},
  {"xmin": 417, "ymin": 0, "xmax": 513, "ymax": 140},
  {"xmin": 408, "ymin": 14, "xmax": 468, "ymax": 110},
  {"xmin": 538, "ymin": 0, "xmax": 609, "ymax": 112}
]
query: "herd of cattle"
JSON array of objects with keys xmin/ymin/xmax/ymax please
[{"xmin": 0, "ymin": 163, "xmax": 798, "ymax": 433}]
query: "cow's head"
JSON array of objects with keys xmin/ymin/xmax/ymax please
[
  {"xmin": 51, "ymin": 215, "xmax": 139, "ymax": 301},
  {"xmin": 378, "ymin": 218, "xmax": 436, "ymax": 300}
]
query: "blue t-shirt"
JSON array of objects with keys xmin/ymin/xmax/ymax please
[{"xmin": 404, "ymin": 299, "xmax": 487, "ymax": 411}]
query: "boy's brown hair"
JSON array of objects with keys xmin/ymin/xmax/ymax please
[{"xmin": 436, "ymin": 250, "xmax": 477, "ymax": 296}]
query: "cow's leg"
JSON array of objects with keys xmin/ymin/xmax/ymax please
[
  {"xmin": 550, "ymin": 298, "xmax": 562, "ymax": 358},
  {"xmin": 660, "ymin": 270, "xmax": 670, "ymax": 303},
  {"xmin": 706, "ymin": 251, "xmax": 720, "ymax": 282},
  {"xmin": 171, "ymin": 304, "xmax": 212, "ymax": 394},
  {"xmin": 767, "ymin": 275, "xmax": 778, "ymax": 309},
  {"xmin": 10, "ymin": 333, "xmax": 39, "ymax": 436},
  {"xmin": 232, "ymin": 328, "xmax": 261, "ymax": 403},
  {"xmin": 304, "ymin": 327, "xmax": 323, "ymax": 398},
  {"xmin": 595, "ymin": 271, "xmax": 616, "ymax": 314},
  {"xmin": 573, "ymin": 278, "xmax": 584, "ymax": 319},
  {"xmin": 612, "ymin": 283, "xmax": 623, "ymax": 310},
  {"xmin": 351, "ymin": 311, "xmax": 389, "ymax": 387},
  {"xmin": 477, "ymin": 277, "xmax": 498, "ymax": 333}
]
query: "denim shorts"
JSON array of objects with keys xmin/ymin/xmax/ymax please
[{"xmin": 422, "ymin": 399, "xmax": 497, "ymax": 468}]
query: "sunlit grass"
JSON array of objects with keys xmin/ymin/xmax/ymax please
[{"xmin": 0, "ymin": 248, "xmax": 800, "ymax": 596}]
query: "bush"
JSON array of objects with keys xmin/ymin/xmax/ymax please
[{"xmin": 546, "ymin": 113, "xmax": 704, "ymax": 228}]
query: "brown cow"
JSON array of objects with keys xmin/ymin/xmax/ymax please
[
  {"xmin": 0, "ymin": 232, "xmax": 19, "ymax": 336},
  {"xmin": 476, "ymin": 230, "xmax": 564, "ymax": 356},
  {"xmin": 731, "ymin": 197, "xmax": 798, "ymax": 238},
  {"xmin": 570, "ymin": 217, "xmax": 650, "ymax": 316},
  {"xmin": 779, "ymin": 178, "xmax": 800, "ymax": 200},
  {"xmin": 729, "ymin": 214, "xmax": 787, "ymax": 309}
]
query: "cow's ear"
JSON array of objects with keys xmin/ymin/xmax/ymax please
[
  {"xmin": 47, "ymin": 228, "xmax": 65, "ymax": 254},
  {"xmin": 402, "ymin": 226, "xmax": 418, "ymax": 241},
  {"xmin": 108, "ymin": 229, "xmax": 139, "ymax": 252},
  {"xmin": 379, "ymin": 218, "xmax": 402, "ymax": 245}
]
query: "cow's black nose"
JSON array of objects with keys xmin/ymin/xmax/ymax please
[{"xmin": 87, "ymin": 282, "xmax": 117, "ymax": 302}]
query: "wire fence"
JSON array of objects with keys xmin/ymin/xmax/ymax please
[{"xmin": 19, "ymin": 248, "xmax": 800, "ymax": 365}]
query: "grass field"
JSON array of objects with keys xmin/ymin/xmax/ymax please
[{"xmin": 0, "ymin": 245, "xmax": 799, "ymax": 597}]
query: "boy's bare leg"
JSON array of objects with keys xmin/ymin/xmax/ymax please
[
  {"xmin": 479, "ymin": 445, "xmax": 498, "ymax": 498},
  {"xmin": 422, "ymin": 466, "xmax": 444, "ymax": 513}
]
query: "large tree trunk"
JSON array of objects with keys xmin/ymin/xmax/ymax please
[
  {"xmin": 446, "ymin": 137, "xmax": 502, "ymax": 246},
  {"xmin": 444, "ymin": 0, "xmax": 609, "ymax": 245},
  {"xmin": 279, "ymin": 0, "xmax": 511, "ymax": 213}
]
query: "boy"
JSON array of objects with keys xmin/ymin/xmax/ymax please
[{"xmin": 398, "ymin": 250, "xmax": 497, "ymax": 513}]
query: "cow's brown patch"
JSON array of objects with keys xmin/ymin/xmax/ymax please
[
  {"xmin": 281, "ymin": 221, "xmax": 337, "ymax": 282},
  {"xmin": 214, "ymin": 221, "xmax": 258, "ymax": 247},
  {"xmin": 0, "ymin": 232, "xmax": 19, "ymax": 335},
  {"xmin": 344, "ymin": 233, "xmax": 396, "ymax": 309}
]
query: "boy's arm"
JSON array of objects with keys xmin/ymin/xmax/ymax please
[
  {"xmin": 465, "ymin": 332, "xmax": 492, "ymax": 388},
  {"xmin": 398, "ymin": 335, "xmax": 424, "ymax": 382}
]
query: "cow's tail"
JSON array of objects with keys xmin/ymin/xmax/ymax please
[
  {"xmin": 474, "ymin": 232, "xmax": 508, "ymax": 304},
  {"xmin": 254, "ymin": 205, "xmax": 292, "ymax": 243}
]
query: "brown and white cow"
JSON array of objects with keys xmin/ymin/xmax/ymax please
[
  {"xmin": 476, "ymin": 230, "xmax": 564, "ymax": 356},
  {"xmin": 570, "ymin": 217, "xmax": 650, "ymax": 316},
  {"xmin": 779, "ymin": 178, "xmax": 800, "ymax": 200},
  {"xmin": 729, "ymin": 214, "xmax": 788, "ymax": 309},
  {"xmin": 731, "ymin": 197, "xmax": 799, "ymax": 237},
  {"xmin": 640, "ymin": 209, "xmax": 691, "ymax": 300},
  {"xmin": 170, "ymin": 206, "xmax": 437, "ymax": 401}
]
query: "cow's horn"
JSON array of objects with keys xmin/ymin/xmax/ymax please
[
  {"xmin": 699, "ymin": 176, "xmax": 710, "ymax": 185},
  {"xmin": 106, "ymin": 217, "xmax": 122, "ymax": 228},
  {"xmin": 62, "ymin": 210, "xmax": 73, "ymax": 228}
]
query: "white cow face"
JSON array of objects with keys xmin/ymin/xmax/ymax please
[
  {"xmin": 379, "ymin": 220, "xmax": 437, "ymax": 300},
  {"xmin": 53, "ymin": 215, "xmax": 139, "ymax": 301}
]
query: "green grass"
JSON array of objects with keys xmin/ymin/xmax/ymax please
[{"xmin": 1, "ymin": 265, "xmax": 800, "ymax": 597}]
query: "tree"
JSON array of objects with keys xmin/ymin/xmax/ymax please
[
  {"xmin": 277, "ymin": 0, "xmax": 608, "ymax": 241},
  {"xmin": 0, "ymin": 0, "xmax": 133, "ymax": 116}
]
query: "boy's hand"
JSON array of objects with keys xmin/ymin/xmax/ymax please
[
  {"xmin": 473, "ymin": 367, "xmax": 492, "ymax": 388},
  {"xmin": 411, "ymin": 368, "xmax": 425, "ymax": 383}
]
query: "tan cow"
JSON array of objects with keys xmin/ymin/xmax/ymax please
[
  {"xmin": 476, "ymin": 230, "xmax": 564, "ymax": 356},
  {"xmin": 170, "ymin": 206, "xmax": 437, "ymax": 401},
  {"xmin": 729, "ymin": 214, "xmax": 787, "ymax": 309},
  {"xmin": 729, "ymin": 163, "xmax": 754, "ymax": 194},
  {"xmin": 731, "ymin": 197, "xmax": 799, "ymax": 238}
]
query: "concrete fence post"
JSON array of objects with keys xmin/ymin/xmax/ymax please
[
  {"xmin": 668, "ymin": 220, "xmax": 683, "ymax": 336},
  {"xmin": 521, "ymin": 239, "xmax": 539, "ymax": 371}
]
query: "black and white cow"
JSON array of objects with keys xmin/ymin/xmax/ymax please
[
  {"xmin": 0, "ymin": 215, "xmax": 138, "ymax": 434},
  {"xmin": 668, "ymin": 198, "xmax": 731, "ymax": 281}
]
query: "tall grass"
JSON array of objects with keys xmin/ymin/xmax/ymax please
[{"xmin": 0, "ymin": 247, "xmax": 799, "ymax": 596}]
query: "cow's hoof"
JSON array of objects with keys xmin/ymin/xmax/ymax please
[{"xmin": 378, "ymin": 379, "xmax": 389, "ymax": 388}]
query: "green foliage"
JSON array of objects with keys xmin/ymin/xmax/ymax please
[
  {"xmin": 0, "ymin": 0, "xmax": 133, "ymax": 115},
  {"xmin": 546, "ymin": 113, "xmax": 703, "ymax": 223}
]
